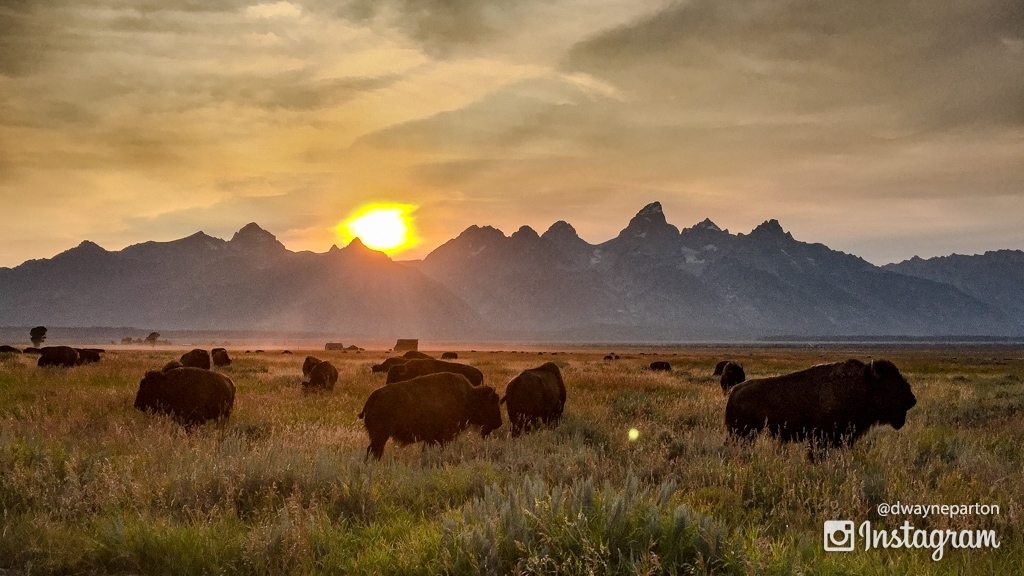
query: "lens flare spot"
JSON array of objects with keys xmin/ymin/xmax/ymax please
[{"xmin": 628, "ymin": 428, "xmax": 640, "ymax": 442}]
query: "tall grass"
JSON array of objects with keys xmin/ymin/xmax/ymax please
[{"xmin": 0, "ymin": 347, "xmax": 1021, "ymax": 574}]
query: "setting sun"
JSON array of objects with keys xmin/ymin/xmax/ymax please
[{"xmin": 337, "ymin": 204, "xmax": 417, "ymax": 254}]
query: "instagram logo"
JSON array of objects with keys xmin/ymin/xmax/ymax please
[{"xmin": 823, "ymin": 520, "xmax": 856, "ymax": 552}]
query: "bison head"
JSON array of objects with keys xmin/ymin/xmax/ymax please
[
  {"xmin": 865, "ymin": 359, "xmax": 917, "ymax": 429},
  {"xmin": 469, "ymin": 386, "xmax": 503, "ymax": 437},
  {"xmin": 134, "ymin": 370, "xmax": 167, "ymax": 411}
]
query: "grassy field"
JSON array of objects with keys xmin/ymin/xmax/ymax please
[{"xmin": 1, "ymin": 346, "xmax": 1021, "ymax": 574}]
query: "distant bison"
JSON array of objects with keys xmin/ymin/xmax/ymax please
[
  {"xmin": 649, "ymin": 361, "xmax": 671, "ymax": 371},
  {"xmin": 75, "ymin": 348, "xmax": 102, "ymax": 364},
  {"xmin": 371, "ymin": 357, "xmax": 407, "ymax": 373},
  {"xmin": 441, "ymin": 352, "xmax": 458, "ymax": 360},
  {"xmin": 38, "ymin": 346, "xmax": 79, "ymax": 368},
  {"xmin": 713, "ymin": 360, "xmax": 729, "ymax": 375},
  {"xmin": 0, "ymin": 345, "xmax": 21, "ymax": 354},
  {"xmin": 180, "ymin": 349, "xmax": 211, "ymax": 370},
  {"xmin": 358, "ymin": 372, "xmax": 502, "ymax": 459},
  {"xmin": 386, "ymin": 358, "xmax": 484, "ymax": 387},
  {"xmin": 211, "ymin": 348, "xmax": 231, "ymax": 367},
  {"xmin": 302, "ymin": 356, "xmax": 322, "ymax": 378},
  {"xmin": 726, "ymin": 359, "xmax": 917, "ymax": 448},
  {"xmin": 325, "ymin": 342, "xmax": 345, "ymax": 351},
  {"xmin": 502, "ymin": 362, "xmax": 566, "ymax": 436},
  {"xmin": 720, "ymin": 362, "xmax": 746, "ymax": 393},
  {"xmin": 162, "ymin": 360, "xmax": 184, "ymax": 372},
  {"xmin": 402, "ymin": 350, "xmax": 433, "ymax": 360},
  {"xmin": 134, "ymin": 367, "xmax": 235, "ymax": 426},
  {"xmin": 23, "ymin": 347, "xmax": 42, "ymax": 355},
  {"xmin": 304, "ymin": 361, "xmax": 338, "ymax": 391}
]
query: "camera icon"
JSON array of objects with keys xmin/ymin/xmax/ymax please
[{"xmin": 823, "ymin": 520, "xmax": 856, "ymax": 552}]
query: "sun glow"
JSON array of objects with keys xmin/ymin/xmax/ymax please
[{"xmin": 337, "ymin": 204, "xmax": 417, "ymax": 254}]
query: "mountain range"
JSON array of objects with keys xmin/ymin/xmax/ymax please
[{"xmin": 1, "ymin": 203, "xmax": 1021, "ymax": 340}]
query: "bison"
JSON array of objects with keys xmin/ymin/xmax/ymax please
[
  {"xmin": 134, "ymin": 367, "xmax": 235, "ymax": 426},
  {"xmin": 719, "ymin": 362, "xmax": 746, "ymax": 393},
  {"xmin": 303, "ymin": 360, "xmax": 338, "ymax": 391},
  {"xmin": 23, "ymin": 347, "xmax": 42, "ymax": 354},
  {"xmin": 725, "ymin": 359, "xmax": 917, "ymax": 449},
  {"xmin": 713, "ymin": 360, "xmax": 729, "ymax": 375},
  {"xmin": 649, "ymin": 361, "xmax": 671, "ymax": 371},
  {"xmin": 180, "ymin": 349, "xmax": 211, "ymax": 370},
  {"xmin": 441, "ymin": 352, "xmax": 458, "ymax": 360},
  {"xmin": 386, "ymin": 358, "xmax": 484, "ymax": 387},
  {"xmin": 502, "ymin": 362, "xmax": 566, "ymax": 436},
  {"xmin": 0, "ymin": 345, "xmax": 21, "ymax": 354},
  {"xmin": 302, "ymin": 355, "xmax": 323, "ymax": 378},
  {"xmin": 371, "ymin": 357, "xmax": 408, "ymax": 373},
  {"xmin": 402, "ymin": 350, "xmax": 433, "ymax": 360},
  {"xmin": 358, "ymin": 372, "xmax": 502, "ymax": 459},
  {"xmin": 37, "ymin": 346, "xmax": 79, "ymax": 368},
  {"xmin": 75, "ymin": 348, "xmax": 102, "ymax": 364},
  {"xmin": 162, "ymin": 360, "xmax": 184, "ymax": 372},
  {"xmin": 211, "ymin": 348, "xmax": 231, "ymax": 367}
]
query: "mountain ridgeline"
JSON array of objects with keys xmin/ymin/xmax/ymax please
[{"xmin": 1, "ymin": 204, "xmax": 1020, "ymax": 340}]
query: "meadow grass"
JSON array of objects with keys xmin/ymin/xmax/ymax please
[{"xmin": 0, "ymin": 346, "xmax": 1021, "ymax": 574}]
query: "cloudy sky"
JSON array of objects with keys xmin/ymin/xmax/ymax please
[{"xmin": 1, "ymin": 0, "xmax": 1022, "ymax": 267}]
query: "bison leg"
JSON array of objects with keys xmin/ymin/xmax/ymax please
[{"xmin": 366, "ymin": 437, "xmax": 387, "ymax": 460}]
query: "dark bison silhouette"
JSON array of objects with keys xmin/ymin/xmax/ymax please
[
  {"xmin": 371, "ymin": 357, "xmax": 407, "ymax": 373},
  {"xmin": 75, "ymin": 348, "xmax": 102, "ymax": 364},
  {"xmin": 720, "ymin": 362, "xmax": 746, "ymax": 393},
  {"xmin": 38, "ymin": 346, "xmax": 79, "ymax": 368},
  {"xmin": 386, "ymin": 358, "xmax": 484, "ymax": 387},
  {"xmin": 649, "ymin": 361, "xmax": 671, "ymax": 371},
  {"xmin": 302, "ymin": 356, "xmax": 322, "ymax": 379},
  {"xmin": 441, "ymin": 352, "xmax": 458, "ymax": 360},
  {"xmin": 358, "ymin": 372, "xmax": 502, "ymax": 459},
  {"xmin": 134, "ymin": 367, "xmax": 235, "ymax": 426},
  {"xmin": 23, "ymin": 347, "xmax": 42, "ymax": 354},
  {"xmin": 713, "ymin": 360, "xmax": 729, "ymax": 375},
  {"xmin": 211, "ymin": 348, "xmax": 231, "ymax": 367},
  {"xmin": 502, "ymin": 362, "xmax": 566, "ymax": 436},
  {"xmin": 303, "ymin": 361, "xmax": 338, "ymax": 391},
  {"xmin": 402, "ymin": 350, "xmax": 433, "ymax": 360},
  {"xmin": 726, "ymin": 359, "xmax": 917, "ymax": 448},
  {"xmin": 162, "ymin": 360, "xmax": 184, "ymax": 372},
  {"xmin": 180, "ymin": 349, "xmax": 211, "ymax": 370},
  {"xmin": 0, "ymin": 345, "xmax": 21, "ymax": 354}
]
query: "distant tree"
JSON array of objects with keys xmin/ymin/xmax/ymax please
[
  {"xmin": 144, "ymin": 332, "xmax": 160, "ymax": 347},
  {"xmin": 29, "ymin": 326, "xmax": 47, "ymax": 348}
]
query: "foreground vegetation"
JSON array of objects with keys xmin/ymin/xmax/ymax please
[{"xmin": 1, "ymin": 346, "xmax": 1021, "ymax": 574}]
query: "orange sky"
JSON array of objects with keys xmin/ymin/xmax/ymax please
[{"xmin": 1, "ymin": 1, "xmax": 1022, "ymax": 267}]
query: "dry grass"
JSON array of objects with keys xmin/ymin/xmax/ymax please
[{"xmin": 1, "ymin": 346, "xmax": 1021, "ymax": 574}]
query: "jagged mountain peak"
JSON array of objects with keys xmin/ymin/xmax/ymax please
[
  {"xmin": 692, "ymin": 218, "xmax": 722, "ymax": 232},
  {"xmin": 511, "ymin": 225, "xmax": 540, "ymax": 241},
  {"xmin": 230, "ymin": 222, "xmax": 286, "ymax": 252},
  {"xmin": 619, "ymin": 200, "xmax": 679, "ymax": 239},
  {"xmin": 748, "ymin": 219, "xmax": 793, "ymax": 241},
  {"xmin": 542, "ymin": 220, "xmax": 579, "ymax": 240}
]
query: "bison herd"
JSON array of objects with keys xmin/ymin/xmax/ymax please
[{"xmin": 5, "ymin": 341, "xmax": 920, "ymax": 460}]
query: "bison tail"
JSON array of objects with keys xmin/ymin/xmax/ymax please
[{"xmin": 499, "ymin": 395, "xmax": 506, "ymax": 405}]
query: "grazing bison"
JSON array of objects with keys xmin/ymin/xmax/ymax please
[
  {"xmin": 282, "ymin": 350, "xmax": 293, "ymax": 355},
  {"xmin": 386, "ymin": 358, "xmax": 484, "ymax": 387},
  {"xmin": 371, "ymin": 357, "xmax": 408, "ymax": 373},
  {"xmin": 0, "ymin": 345, "xmax": 21, "ymax": 354},
  {"xmin": 162, "ymin": 360, "xmax": 184, "ymax": 372},
  {"xmin": 603, "ymin": 354, "xmax": 614, "ymax": 361},
  {"xmin": 180, "ymin": 349, "xmax": 211, "ymax": 370},
  {"xmin": 302, "ymin": 356, "xmax": 323, "ymax": 378},
  {"xmin": 649, "ymin": 361, "xmax": 671, "ymax": 371},
  {"xmin": 211, "ymin": 348, "xmax": 231, "ymax": 367},
  {"xmin": 713, "ymin": 360, "xmax": 729, "ymax": 375},
  {"xmin": 37, "ymin": 346, "xmax": 79, "ymax": 368},
  {"xmin": 402, "ymin": 350, "xmax": 433, "ymax": 360},
  {"xmin": 720, "ymin": 362, "xmax": 746, "ymax": 393},
  {"xmin": 725, "ymin": 359, "xmax": 917, "ymax": 449},
  {"xmin": 358, "ymin": 372, "xmax": 502, "ymax": 459},
  {"xmin": 134, "ymin": 367, "xmax": 235, "ymax": 426},
  {"xmin": 441, "ymin": 352, "xmax": 458, "ymax": 360},
  {"xmin": 303, "ymin": 361, "xmax": 338, "ymax": 391},
  {"xmin": 75, "ymin": 348, "xmax": 102, "ymax": 364},
  {"xmin": 502, "ymin": 362, "xmax": 566, "ymax": 436}
]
